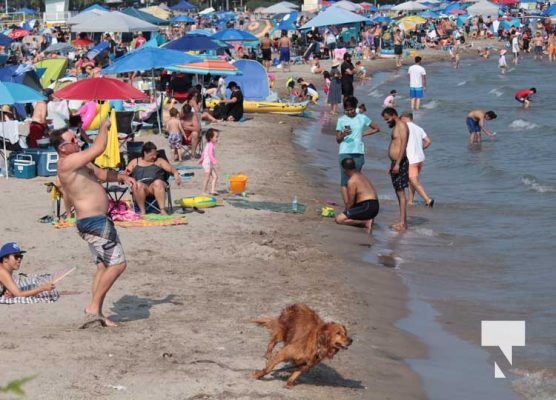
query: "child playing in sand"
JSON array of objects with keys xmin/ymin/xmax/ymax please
[
  {"xmin": 199, "ymin": 128, "xmax": 220, "ymax": 195},
  {"xmin": 383, "ymin": 90, "xmax": 397, "ymax": 108},
  {"xmin": 498, "ymin": 49, "xmax": 508, "ymax": 74},
  {"xmin": 323, "ymin": 70, "xmax": 331, "ymax": 96},
  {"xmin": 354, "ymin": 61, "xmax": 369, "ymax": 81},
  {"xmin": 165, "ymin": 107, "xmax": 186, "ymax": 162}
]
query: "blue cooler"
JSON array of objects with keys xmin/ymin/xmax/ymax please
[
  {"xmin": 14, "ymin": 154, "xmax": 37, "ymax": 179},
  {"xmin": 23, "ymin": 147, "xmax": 59, "ymax": 176}
]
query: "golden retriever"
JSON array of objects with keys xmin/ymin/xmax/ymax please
[{"xmin": 252, "ymin": 303, "xmax": 352, "ymax": 388}]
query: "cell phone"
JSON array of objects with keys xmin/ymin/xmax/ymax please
[{"xmin": 345, "ymin": 125, "xmax": 351, "ymax": 131}]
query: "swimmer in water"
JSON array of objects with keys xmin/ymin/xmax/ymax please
[{"xmin": 466, "ymin": 110, "xmax": 497, "ymax": 145}]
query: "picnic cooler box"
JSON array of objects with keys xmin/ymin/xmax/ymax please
[
  {"xmin": 24, "ymin": 147, "xmax": 58, "ymax": 176},
  {"xmin": 14, "ymin": 154, "xmax": 36, "ymax": 179}
]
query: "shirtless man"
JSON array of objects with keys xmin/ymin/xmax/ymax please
[
  {"xmin": 335, "ymin": 157, "xmax": 379, "ymax": 235},
  {"xmin": 278, "ymin": 31, "xmax": 291, "ymax": 72},
  {"xmin": 51, "ymin": 120, "xmax": 136, "ymax": 327},
  {"xmin": 532, "ymin": 32, "xmax": 544, "ymax": 61},
  {"xmin": 180, "ymin": 105, "xmax": 201, "ymax": 158},
  {"xmin": 260, "ymin": 32, "xmax": 272, "ymax": 72},
  {"xmin": 382, "ymin": 107, "xmax": 409, "ymax": 231},
  {"xmin": 466, "ymin": 109, "xmax": 497, "ymax": 145},
  {"xmin": 393, "ymin": 29, "xmax": 403, "ymax": 68},
  {"xmin": 27, "ymin": 88, "xmax": 53, "ymax": 148}
]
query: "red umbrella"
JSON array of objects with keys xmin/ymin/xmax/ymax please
[
  {"xmin": 8, "ymin": 29, "xmax": 29, "ymax": 39},
  {"xmin": 73, "ymin": 37, "xmax": 94, "ymax": 47},
  {"xmin": 53, "ymin": 77, "xmax": 148, "ymax": 101}
]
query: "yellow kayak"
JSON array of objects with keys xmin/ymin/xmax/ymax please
[
  {"xmin": 175, "ymin": 196, "xmax": 218, "ymax": 208},
  {"xmin": 206, "ymin": 99, "xmax": 309, "ymax": 115}
]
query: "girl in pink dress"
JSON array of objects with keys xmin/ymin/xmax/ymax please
[{"xmin": 199, "ymin": 128, "xmax": 220, "ymax": 195}]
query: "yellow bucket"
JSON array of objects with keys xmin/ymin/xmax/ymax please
[
  {"xmin": 409, "ymin": 50, "xmax": 417, "ymax": 57},
  {"xmin": 229, "ymin": 175, "xmax": 248, "ymax": 193}
]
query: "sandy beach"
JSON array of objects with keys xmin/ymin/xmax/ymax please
[{"xmin": 0, "ymin": 43, "xmax": 498, "ymax": 399}]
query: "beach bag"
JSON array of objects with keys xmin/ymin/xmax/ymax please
[{"xmin": 213, "ymin": 102, "xmax": 227, "ymax": 120}]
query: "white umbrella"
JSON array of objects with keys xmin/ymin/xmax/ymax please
[
  {"xmin": 263, "ymin": 3, "xmax": 298, "ymax": 14},
  {"xmin": 467, "ymin": 0, "xmax": 500, "ymax": 16},
  {"xmin": 331, "ymin": 0, "xmax": 362, "ymax": 12},
  {"xmin": 392, "ymin": 1, "xmax": 429, "ymax": 11},
  {"xmin": 70, "ymin": 11, "xmax": 159, "ymax": 33}
]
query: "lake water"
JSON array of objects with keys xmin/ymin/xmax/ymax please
[{"xmin": 294, "ymin": 55, "xmax": 555, "ymax": 399}]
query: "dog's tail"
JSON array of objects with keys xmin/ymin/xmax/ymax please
[{"xmin": 252, "ymin": 318, "xmax": 275, "ymax": 329}]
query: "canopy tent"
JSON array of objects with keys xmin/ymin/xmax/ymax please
[
  {"xmin": 466, "ymin": 1, "xmax": 500, "ymax": 16},
  {"xmin": 170, "ymin": 0, "xmax": 196, "ymax": 11},
  {"xmin": 392, "ymin": 1, "xmax": 430, "ymax": 11},
  {"xmin": 331, "ymin": 1, "xmax": 363, "ymax": 12},
  {"xmin": 300, "ymin": 7, "xmax": 372, "ymax": 30},
  {"xmin": 80, "ymin": 4, "xmax": 108, "ymax": 13},
  {"xmin": 121, "ymin": 7, "xmax": 169, "ymax": 26},
  {"xmin": 70, "ymin": 11, "xmax": 159, "ymax": 33},
  {"xmin": 67, "ymin": 9, "xmax": 107, "ymax": 25}
]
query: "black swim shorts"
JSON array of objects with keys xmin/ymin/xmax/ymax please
[
  {"xmin": 390, "ymin": 157, "xmax": 409, "ymax": 191},
  {"xmin": 345, "ymin": 199, "xmax": 379, "ymax": 221},
  {"xmin": 394, "ymin": 44, "xmax": 403, "ymax": 55},
  {"xmin": 262, "ymin": 48, "xmax": 272, "ymax": 61}
]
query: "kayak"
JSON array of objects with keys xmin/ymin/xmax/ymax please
[
  {"xmin": 205, "ymin": 99, "xmax": 309, "ymax": 115},
  {"xmin": 174, "ymin": 196, "xmax": 218, "ymax": 208}
]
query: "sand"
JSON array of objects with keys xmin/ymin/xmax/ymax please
[{"xmin": 0, "ymin": 42, "xmax": 498, "ymax": 399}]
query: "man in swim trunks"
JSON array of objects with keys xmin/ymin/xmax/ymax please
[
  {"xmin": 382, "ymin": 107, "xmax": 409, "ymax": 231},
  {"xmin": 278, "ymin": 31, "xmax": 291, "ymax": 72},
  {"xmin": 393, "ymin": 29, "xmax": 403, "ymax": 68},
  {"xmin": 408, "ymin": 56, "xmax": 426, "ymax": 110},
  {"xmin": 52, "ymin": 120, "xmax": 136, "ymax": 327},
  {"xmin": 466, "ymin": 109, "xmax": 497, "ymax": 145},
  {"xmin": 335, "ymin": 157, "xmax": 379, "ymax": 235},
  {"xmin": 260, "ymin": 32, "xmax": 273, "ymax": 72},
  {"xmin": 514, "ymin": 87, "xmax": 536, "ymax": 109}
]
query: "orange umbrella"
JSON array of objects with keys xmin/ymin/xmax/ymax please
[{"xmin": 169, "ymin": 58, "xmax": 241, "ymax": 76}]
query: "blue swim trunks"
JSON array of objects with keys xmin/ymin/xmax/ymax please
[
  {"xmin": 466, "ymin": 117, "xmax": 481, "ymax": 133},
  {"xmin": 409, "ymin": 87, "xmax": 424, "ymax": 99},
  {"xmin": 76, "ymin": 215, "xmax": 126, "ymax": 266},
  {"xmin": 280, "ymin": 47, "xmax": 290, "ymax": 62}
]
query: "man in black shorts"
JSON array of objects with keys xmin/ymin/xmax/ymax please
[
  {"xmin": 260, "ymin": 32, "xmax": 272, "ymax": 72},
  {"xmin": 335, "ymin": 158, "xmax": 380, "ymax": 235},
  {"xmin": 393, "ymin": 29, "xmax": 403, "ymax": 68}
]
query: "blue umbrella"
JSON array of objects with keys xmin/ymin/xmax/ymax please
[
  {"xmin": 170, "ymin": 0, "xmax": 196, "ymax": 11},
  {"xmin": 211, "ymin": 28, "xmax": 259, "ymax": 42},
  {"xmin": 188, "ymin": 29, "xmax": 213, "ymax": 36},
  {"xmin": 0, "ymin": 33, "xmax": 12, "ymax": 46},
  {"xmin": 1, "ymin": 82, "xmax": 46, "ymax": 178},
  {"xmin": 418, "ymin": 10, "xmax": 440, "ymax": 18},
  {"xmin": 171, "ymin": 15, "xmax": 196, "ymax": 23},
  {"xmin": 163, "ymin": 34, "xmax": 232, "ymax": 51},
  {"xmin": 372, "ymin": 16, "xmax": 392, "ymax": 23}
]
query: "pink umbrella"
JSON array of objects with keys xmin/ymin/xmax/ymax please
[
  {"xmin": 8, "ymin": 29, "xmax": 29, "ymax": 39},
  {"xmin": 449, "ymin": 9, "xmax": 468, "ymax": 15}
]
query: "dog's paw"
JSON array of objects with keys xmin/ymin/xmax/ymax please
[{"xmin": 252, "ymin": 370, "xmax": 265, "ymax": 380}]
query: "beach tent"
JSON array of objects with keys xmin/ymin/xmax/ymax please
[
  {"xmin": 70, "ymin": 11, "xmax": 159, "ymax": 33},
  {"xmin": 170, "ymin": 0, "xmax": 196, "ymax": 11},
  {"xmin": 34, "ymin": 59, "xmax": 68, "ymax": 88},
  {"xmin": 121, "ymin": 8, "xmax": 169, "ymax": 25},
  {"xmin": 221, "ymin": 60, "xmax": 269, "ymax": 101},
  {"xmin": 300, "ymin": 7, "xmax": 372, "ymax": 30},
  {"xmin": 80, "ymin": 4, "xmax": 108, "ymax": 13},
  {"xmin": 0, "ymin": 65, "xmax": 43, "ymax": 117},
  {"xmin": 67, "ymin": 9, "xmax": 108, "ymax": 25},
  {"xmin": 331, "ymin": 1, "xmax": 363, "ymax": 12},
  {"xmin": 467, "ymin": 1, "xmax": 500, "ymax": 16}
]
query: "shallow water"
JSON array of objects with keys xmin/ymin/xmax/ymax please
[{"xmin": 294, "ymin": 56, "xmax": 555, "ymax": 399}]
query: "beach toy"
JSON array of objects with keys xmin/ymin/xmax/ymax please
[
  {"xmin": 88, "ymin": 101, "xmax": 110, "ymax": 130},
  {"xmin": 175, "ymin": 196, "xmax": 217, "ymax": 208},
  {"xmin": 321, "ymin": 207, "xmax": 336, "ymax": 218},
  {"xmin": 77, "ymin": 101, "xmax": 97, "ymax": 130},
  {"xmin": 229, "ymin": 174, "xmax": 248, "ymax": 193}
]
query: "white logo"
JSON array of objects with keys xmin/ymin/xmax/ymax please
[{"xmin": 481, "ymin": 321, "xmax": 525, "ymax": 378}]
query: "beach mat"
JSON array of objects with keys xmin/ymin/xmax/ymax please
[
  {"xmin": 225, "ymin": 198, "xmax": 306, "ymax": 214},
  {"xmin": 54, "ymin": 214, "xmax": 188, "ymax": 229},
  {"xmin": 0, "ymin": 273, "xmax": 60, "ymax": 304}
]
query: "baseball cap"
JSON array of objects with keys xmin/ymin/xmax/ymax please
[
  {"xmin": 227, "ymin": 81, "xmax": 238, "ymax": 89},
  {"xmin": 390, "ymin": 90, "xmax": 397, "ymax": 95},
  {"xmin": 0, "ymin": 242, "xmax": 26, "ymax": 259},
  {"xmin": 43, "ymin": 88, "xmax": 54, "ymax": 99}
]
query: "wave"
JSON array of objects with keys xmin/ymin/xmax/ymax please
[
  {"xmin": 456, "ymin": 81, "xmax": 467, "ymax": 86},
  {"xmin": 488, "ymin": 88, "xmax": 504, "ymax": 97},
  {"xmin": 421, "ymin": 100, "xmax": 439, "ymax": 110},
  {"xmin": 367, "ymin": 89, "xmax": 384, "ymax": 98},
  {"xmin": 509, "ymin": 119, "xmax": 540, "ymax": 130},
  {"xmin": 521, "ymin": 175, "xmax": 556, "ymax": 194}
]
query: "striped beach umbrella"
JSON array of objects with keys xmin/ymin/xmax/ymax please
[
  {"xmin": 245, "ymin": 19, "xmax": 274, "ymax": 39},
  {"xmin": 167, "ymin": 58, "xmax": 242, "ymax": 76}
]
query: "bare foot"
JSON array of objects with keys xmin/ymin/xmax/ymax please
[
  {"xmin": 390, "ymin": 222, "xmax": 407, "ymax": 232},
  {"xmin": 364, "ymin": 219, "xmax": 374, "ymax": 235},
  {"xmin": 101, "ymin": 317, "xmax": 118, "ymax": 327}
]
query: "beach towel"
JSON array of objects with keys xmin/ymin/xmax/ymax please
[
  {"xmin": 53, "ymin": 214, "xmax": 188, "ymax": 229},
  {"xmin": 0, "ymin": 273, "xmax": 60, "ymax": 304},
  {"xmin": 225, "ymin": 198, "xmax": 306, "ymax": 214}
]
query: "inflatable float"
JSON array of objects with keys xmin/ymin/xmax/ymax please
[
  {"xmin": 77, "ymin": 101, "xmax": 110, "ymax": 130},
  {"xmin": 206, "ymin": 98, "xmax": 308, "ymax": 116},
  {"xmin": 175, "ymin": 196, "xmax": 218, "ymax": 208}
]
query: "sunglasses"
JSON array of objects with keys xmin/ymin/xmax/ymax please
[
  {"xmin": 58, "ymin": 135, "xmax": 78, "ymax": 149},
  {"xmin": 13, "ymin": 254, "xmax": 24, "ymax": 260}
]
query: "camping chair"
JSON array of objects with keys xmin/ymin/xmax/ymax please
[{"xmin": 127, "ymin": 148, "xmax": 173, "ymax": 214}]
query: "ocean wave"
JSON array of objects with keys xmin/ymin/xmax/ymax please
[
  {"xmin": 509, "ymin": 119, "xmax": 540, "ymax": 130},
  {"xmin": 521, "ymin": 175, "xmax": 556, "ymax": 194},
  {"xmin": 413, "ymin": 227, "xmax": 438, "ymax": 237},
  {"xmin": 456, "ymin": 81, "xmax": 467, "ymax": 86},
  {"xmin": 421, "ymin": 100, "xmax": 439, "ymax": 109},
  {"xmin": 367, "ymin": 89, "xmax": 383, "ymax": 98},
  {"xmin": 489, "ymin": 88, "xmax": 504, "ymax": 97}
]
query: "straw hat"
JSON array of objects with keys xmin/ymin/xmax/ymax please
[
  {"xmin": 332, "ymin": 60, "xmax": 340, "ymax": 68},
  {"xmin": 1, "ymin": 105, "xmax": 13, "ymax": 114}
]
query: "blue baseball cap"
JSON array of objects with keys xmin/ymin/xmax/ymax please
[{"xmin": 0, "ymin": 242, "xmax": 26, "ymax": 259}]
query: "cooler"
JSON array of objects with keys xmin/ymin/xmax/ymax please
[
  {"xmin": 14, "ymin": 154, "xmax": 37, "ymax": 179},
  {"xmin": 23, "ymin": 147, "xmax": 59, "ymax": 176}
]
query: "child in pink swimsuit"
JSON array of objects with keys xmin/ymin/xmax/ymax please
[{"xmin": 198, "ymin": 128, "xmax": 220, "ymax": 195}]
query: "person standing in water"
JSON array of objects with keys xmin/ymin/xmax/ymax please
[
  {"xmin": 466, "ymin": 110, "xmax": 497, "ymax": 145},
  {"xmin": 408, "ymin": 56, "xmax": 427, "ymax": 111}
]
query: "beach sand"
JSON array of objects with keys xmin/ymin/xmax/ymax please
[{"xmin": 0, "ymin": 42, "xmax": 498, "ymax": 399}]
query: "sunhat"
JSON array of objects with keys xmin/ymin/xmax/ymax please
[
  {"xmin": 0, "ymin": 242, "xmax": 26, "ymax": 259},
  {"xmin": 332, "ymin": 60, "xmax": 340, "ymax": 68},
  {"xmin": 1, "ymin": 105, "xmax": 13, "ymax": 114}
]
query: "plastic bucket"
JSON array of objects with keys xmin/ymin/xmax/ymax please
[
  {"xmin": 229, "ymin": 175, "xmax": 248, "ymax": 193},
  {"xmin": 409, "ymin": 50, "xmax": 417, "ymax": 57}
]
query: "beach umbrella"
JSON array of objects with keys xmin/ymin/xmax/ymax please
[
  {"xmin": 277, "ymin": 11, "xmax": 298, "ymax": 31},
  {"xmin": 163, "ymin": 34, "xmax": 232, "ymax": 51},
  {"xmin": 170, "ymin": 0, "xmax": 196, "ymax": 11},
  {"xmin": 188, "ymin": 29, "xmax": 214, "ymax": 36},
  {"xmin": 400, "ymin": 15, "xmax": 428, "ymax": 24},
  {"xmin": 372, "ymin": 16, "xmax": 392, "ymax": 23},
  {"xmin": 8, "ymin": 29, "xmax": 29, "ymax": 39},
  {"xmin": 331, "ymin": 0, "xmax": 363, "ymax": 12},
  {"xmin": 73, "ymin": 37, "xmax": 94, "ymax": 47},
  {"xmin": 211, "ymin": 28, "xmax": 259, "ymax": 42},
  {"xmin": 300, "ymin": 7, "xmax": 372, "ymax": 30},
  {"xmin": 171, "ymin": 15, "xmax": 196, "ymax": 24},
  {"xmin": 53, "ymin": 77, "xmax": 147, "ymax": 101},
  {"xmin": 44, "ymin": 42, "xmax": 75, "ymax": 53},
  {"xmin": 245, "ymin": 19, "xmax": 274, "ymax": 38},
  {"xmin": 94, "ymin": 109, "xmax": 120, "ymax": 168},
  {"xmin": 0, "ymin": 33, "xmax": 12, "ymax": 46},
  {"xmin": 449, "ymin": 9, "xmax": 468, "ymax": 15},
  {"xmin": 0, "ymin": 82, "xmax": 46, "ymax": 178},
  {"xmin": 167, "ymin": 58, "xmax": 242, "ymax": 76},
  {"xmin": 392, "ymin": 1, "xmax": 429, "ymax": 11},
  {"xmin": 418, "ymin": 10, "xmax": 440, "ymax": 18}
]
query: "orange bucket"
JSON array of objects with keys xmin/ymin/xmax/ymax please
[{"xmin": 229, "ymin": 175, "xmax": 248, "ymax": 193}]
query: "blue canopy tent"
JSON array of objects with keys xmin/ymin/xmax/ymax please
[
  {"xmin": 170, "ymin": 0, "xmax": 196, "ymax": 11},
  {"xmin": 300, "ymin": 7, "xmax": 372, "ymax": 30}
]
